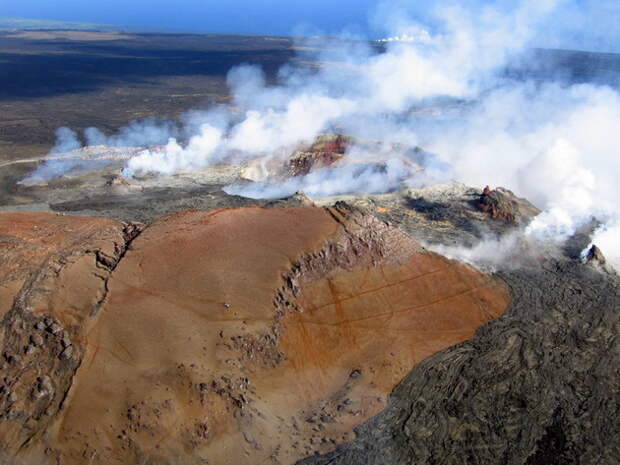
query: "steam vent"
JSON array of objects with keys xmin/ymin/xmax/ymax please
[{"xmin": 0, "ymin": 206, "xmax": 508, "ymax": 465}]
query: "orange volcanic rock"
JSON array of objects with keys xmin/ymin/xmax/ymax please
[
  {"xmin": 287, "ymin": 134, "xmax": 350, "ymax": 176},
  {"xmin": 0, "ymin": 213, "xmax": 139, "ymax": 318},
  {"xmin": 0, "ymin": 212, "xmax": 141, "ymax": 462},
  {"xmin": 478, "ymin": 186, "xmax": 540, "ymax": 223},
  {"xmin": 0, "ymin": 206, "xmax": 509, "ymax": 465}
]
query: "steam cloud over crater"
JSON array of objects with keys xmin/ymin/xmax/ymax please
[{"xmin": 32, "ymin": 0, "xmax": 620, "ymax": 270}]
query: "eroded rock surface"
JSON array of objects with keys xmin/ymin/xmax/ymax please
[
  {"xmin": 0, "ymin": 212, "xmax": 142, "ymax": 462},
  {"xmin": 0, "ymin": 206, "xmax": 508, "ymax": 465},
  {"xmin": 477, "ymin": 186, "xmax": 541, "ymax": 223},
  {"xmin": 287, "ymin": 134, "xmax": 350, "ymax": 176}
]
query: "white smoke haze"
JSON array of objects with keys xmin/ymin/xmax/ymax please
[
  {"xmin": 427, "ymin": 232, "xmax": 563, "ymax": 272},
  {"xmin": 51, "ymin": 127, "xmax": 82, "ymax": 153},
  {"xmin": 122, "ymin": 125, "xmax": 225, "ymax": 177},
  {"xmin": 39, "ymin": 0, "xmax": 562, "ymax": 179},
  {"xmin": 225, "ymin": 157, "xmax": 415, "ymax": 199},
  {"xmin": 121, "ymin": 0, "xmax": 562, "ymax": 180},
  {"xmin": 20, "ymin": 127, "xmax": 90, "ymax": 183},
  {"xmin": 28, "ymin": 0, "xmax": 620, "ymax": 270},
  {"xmin": 84, "ymin": 119, "xmax": 178, "ymax": 147},
  {"xmin": 420, "ymin": 82, "xmax": 620, "ymax": 269}
]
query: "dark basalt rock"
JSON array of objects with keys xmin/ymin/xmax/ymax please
[
  {"xmin": 297, "ymin": 253, "xmax": 620, "ymax": 465},
  {"xmin": 585, "ymin": 244, "xmax": 606, "ymax": 265}
]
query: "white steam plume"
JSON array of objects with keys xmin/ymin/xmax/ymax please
[
  {"xmin": 421, "ymin": 82, "xmax": 620, "ymax": 269},
  {"xmin": 226, "ymin": 158, "xmax": 414, "ymax": 199},
  {"xmin": 117, "ymin": 0, "xmax": 559, "ymax": 178},
  {"xmin": 30, "ymin": 0, "xmax": 620, "ymax": 270},
  {"xmin": 84, "ymin": 119, "xmax": 178, "ymax": 147},
  {"xmin": 20, "ymin": 127, "xmax": 82, "ymax": 183},
  {"xmin": 51, "ymin": 127, "xmax": 81, "ymax": 153}
]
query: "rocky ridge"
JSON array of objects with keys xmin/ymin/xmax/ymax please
[
  {"xmin": 0, "ymin": 204, "xmax": 509, "ymax": 465},
  {"xmin": 0, "ymin": 213, "xmax": 142, "ymax": 460}
]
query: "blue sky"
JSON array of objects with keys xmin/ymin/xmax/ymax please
[
  {"xmin": 1, "ymin": 0, "xmax": 380, "ymax": 36},
  {"xmin": 1, "ymin": 1, "xmax": 619, "ymax": 51}
]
